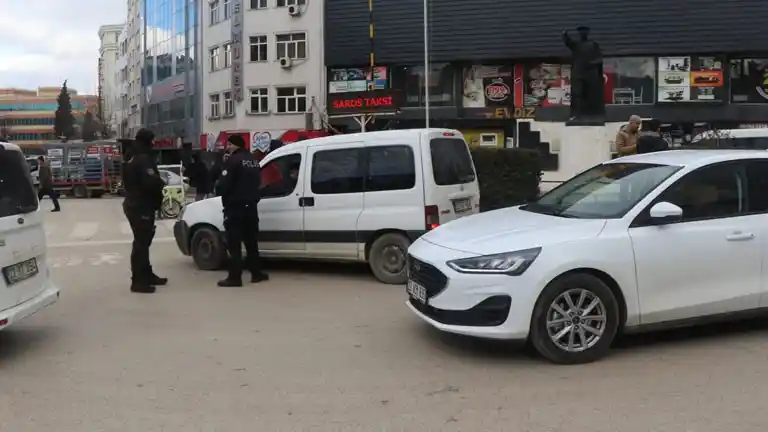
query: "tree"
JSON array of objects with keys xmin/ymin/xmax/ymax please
[
  {"xmin": 81, "ymin": 111, "xmax": 98, "ymax": 141},
  {"xmin": 54, "ymin": 80, "xmax": 75, "ymax": 140}
]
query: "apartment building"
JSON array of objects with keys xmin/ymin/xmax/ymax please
[
  {"xmin": 201, "ymin": 0, "xmax": 326, "ymax": 150},
  {"xmin": 98, "ymin": 24, "xmax": 124, "ymax": 136}
]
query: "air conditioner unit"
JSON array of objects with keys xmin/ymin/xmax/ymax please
[
  {"xmin": 287, "ymin": 5, "xmax": 300, "ymax": 16},
  {"xmin": 279, "ymin": 57, "xmax": 293, "ymax": 69}
]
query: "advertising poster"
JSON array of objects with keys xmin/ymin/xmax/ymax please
[
  {"xmin": 524, "ymin": 63, "xmax": 571, "ymax": 106},
  {"xmin": 658, "ymin": 56, "xmax": 723, "ymax": 102},
  {"xmin": 329, "ymin": 67, "xmax": 388, "ymax": 93},
  {"xmin": 461, "ymin": 65, "xmax": 515, "ymax": 108}
]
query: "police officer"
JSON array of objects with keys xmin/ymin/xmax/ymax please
[
  {"xmin": 216, "ymin": 134, "xmax": 269, "ymax": 287},
  {"xmin": 122, "ymin": 128, "xmax": 167, "ymax": 293}
]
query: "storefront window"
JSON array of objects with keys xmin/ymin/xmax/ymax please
[
  {"xmin": 604, "ymin": 57, "xmax": 655, "ymax": 104},
  {"xmin": 657, "ymin": 56, "xmax": 725, "ymax": 103},
  {"xmin": 523, "ymin": 63, "xmax": 570, "ymax": 106},
  {"xmin": 392, "ymin": 63, "xmax": 455, "ymax": 107},
  {"xmin": 730, "ymin": 59, "xmax": 768, "ymax": 103}
]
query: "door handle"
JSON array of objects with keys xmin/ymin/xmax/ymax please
[
  {"xmin": 726, "ymin": 232, "xmax": 754, "ymax": 241},
  {"xmin": 299, "ymin": 197, "xmax": 314, "ymax": 207}
]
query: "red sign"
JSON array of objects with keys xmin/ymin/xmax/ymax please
[{"xmin": 327, "ymin": 89, "xmax": 403, "ymax": 115}]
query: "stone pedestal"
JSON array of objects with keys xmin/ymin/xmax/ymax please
[{"xmin": 559, "ymin": 125, "xmax": 611, "ymax": 179}]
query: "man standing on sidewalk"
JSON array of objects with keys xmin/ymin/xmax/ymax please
[
  {"xmin": 615, "ymin": 115, "xmax": 642, "ymax": 156},
  {"xmin": 36, "ymin": 156, "xmax": 60, "ymax": 212}
]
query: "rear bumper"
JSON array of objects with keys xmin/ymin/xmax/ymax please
[
  {"xmin": 0, "ymin": 283, "xmax": 60, "ymax": 330},
  {"xmin": 174, "ymin": 221, "xmax": 191, "ymax": 255}
]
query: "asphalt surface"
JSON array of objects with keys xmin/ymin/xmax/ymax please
[{"xmin": 2, "ymin": 198, "xmax": 768, "ymax": 431}]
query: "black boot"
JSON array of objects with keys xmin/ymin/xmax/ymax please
[
  {"xmin": 251, "ymin": 272, "xmax": 269, "ymax": 283},
  {"xmin": 131, "ymin": 282, "xmax": 156, "ymax": 293},
  {"xmin": 151, "ymin": 274, "xmax": 168, "ymax": 286},
  {"xmin": 218, "ymin": 278, "xmax": 243, "ymax": 287}
]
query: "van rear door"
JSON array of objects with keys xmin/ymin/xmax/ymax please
[
  {"xmin": 422, "ymin": 130, "xmax": 480, "ymax": 228},
  {"xmin": 0, "ymin": 146, "xmax": 47, "ymax": 310}
]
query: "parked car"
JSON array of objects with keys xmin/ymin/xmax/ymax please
[
  {"xmin": 0, "ymin": 142, "xmax": 60, "ymax": 329},
  {"xmin": 406, "ymin": 149, "xmax": 768, "ymax": 364},
  {"xmin": 173, "ymin": 128, "xmax": 480, "ymax": 284}
]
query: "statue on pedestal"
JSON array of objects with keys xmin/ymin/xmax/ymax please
[{"xmin": 562, "ymin": 26, "xmax": 606, "ymax": 125}]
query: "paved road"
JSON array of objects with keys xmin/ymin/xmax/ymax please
[{"xmin": 3, "ymin": 198, "xmax": 768, "ymax": 431}]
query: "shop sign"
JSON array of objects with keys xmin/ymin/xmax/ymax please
[
  {"xmin": 327, "ymin": 89, "xmax": 403, "ymax": 115},
  {"xmin": 657, "ymin": 56, "xmax": 725, "ymax": 103},
  {"xmin": 230, "ymin": 0, "xmax": 244, "ymax": 102}
]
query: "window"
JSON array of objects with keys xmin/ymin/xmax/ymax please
[
  {"xmin": 392, "ymin": 63, "xmax": 455, "ymax": 107},
  {"xmin": 657, "ymin": 164, "xmax": 744, "ymax": 221},
  {"xmin": 429, "ymin": 138, "xmax": 475, "ymax": 185},
  {"xmin": 209, "ymin": 0, "xmax": 220, "ymax": 25},
  {"xmin": 746, "ymin": 160, "xmax": 768, "ymax": 213},
  {"xmin": 276, "ymin": 32, "xmax": 307, "ymax": 60},
  {"xmin": 523, "ymin": 63, "xmax": 569, "ymax": 106},
  {"xmin": 223, "ymin": 43, "xmax": 232, "ymax": 68},
  {"xmin": 311, "ymin": 149, "xmax": 363, "ymax": 194},
  {"xmin": 209, "ymin": 46, "xmax": 220, "ymax": 71},
  {"xmin": 275, "ymin": 86, "xmax": 306, "ymax": 113},
  {"xmin": 527, "ymin": 163, "xmax": 682, "ymax": 220},
  {"xmin": 366, "ymin": 146, "xmax": 415, "ymax": 192},
  {"xmin": 223, "ymin": 91, "xmax": 234, "ymax": 116},
  {"xmin": 276, "ymin": 0, "xmax": 305, "ymax": 6},
  {"xmin": 249, "ymin": 35, "xmax": 267, "ymax": 62},
  {"xmin": 209, "ymin": 94, "xmax": 220, "ymax": 118},
  {"xmin": 223, "ymin": 0, "xmax": 231, "ymax": 19},
  {"xmin": 249, "ymin": 0, "xmax": 267, "ymax": 8},
  {"xmin": 604, "ymin": 57, "xmax": 655, "ymax": 105},
  {"xmin": 0, "ymin": 148, "xmax": 38, "ymax": 217},
  {"xmin": 730, "ymin": 59, "xmax": 768, "ymax": 103},
  {"xmin": 249, "ymin": 87, "xmax": 269, "ymax": 113},
  {"xmin": 479, "ymin": 133, "xmax": 498, "ymax": 147},
  {"xmin": 261, "ymin": 154, "xmax": 303, "ymax": 198}
]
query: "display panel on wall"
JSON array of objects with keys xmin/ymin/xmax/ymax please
[
  {"xmin": 657, "ymin": 56, "xmax": 725, "ymax": 103},
  {"xmin": 524, "ymin": 63, "xmax": 571, "ymax": 106},
  {"xmin": 462, "ymin": 65, "xmax": 516, "ymax": 107},
  {"xmin": 730, "ymin": 59, "xmax": 768, "ymax": 103},
  {"xmin": 390, "ymin": 64, "xmax": 455, "ymax": 107},
  {"xmin": 327, "ymin": 89, "xmax": 403, "ymax": 115},
  {"xmin": 604, "ymin": 57, "xmax": 655, "ymax": 105},
  {"xmin": 328, "ymin": 67, "xmax": 388, "ymax": 93}
]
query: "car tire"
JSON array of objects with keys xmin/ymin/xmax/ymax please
[
  {"xmin": 368, "ymin": 233, "xmax": 410, "ymax": 285},
  {"xmin": 191, "ymin": 227, "xmax": 225, "ymax": 271},
  {"xmin": 73, "ymin": 185, "xmax": 89, "ymax": 199},
  {"xmin": 529, "ymin": 273, "xmax": 620, "ymax": 364}
]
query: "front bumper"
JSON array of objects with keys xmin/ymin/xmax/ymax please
[
  {"xmin": 174, "ymin": 221, "xmax": 191, "ymax": 255},
  {"xmin": 0, "ymin": 282, "xmax": 59, "ymax": 330},
  {"xmin": 405, "ymin": 239, "xmax": 540, "ymax": 341}
]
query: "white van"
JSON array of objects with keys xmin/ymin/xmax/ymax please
[
  {"xmin": 0, "ymin": 142, "xmax": 59, "ymax": 328},
  {"xmin": 173, "ymin": 128, "xmax": 480, "ymax": 284}
]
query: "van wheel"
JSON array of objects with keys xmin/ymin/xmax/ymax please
[
  {"xmin": 191, "ymin": 227, "xmax": 225, "ymax": 270},
  {"xmin": 529, "ymin": 273, "xmax": 620, "ymax": 364},
  {"xmin": 73, "ymin": 185, "xmax": 89, "ymax": 198},
  {"xmin": 368, "ymin": 233, "xmax": 410, "ymax": 285}
]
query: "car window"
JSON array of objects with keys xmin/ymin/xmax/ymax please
[
  {"xmin": 658, "ymin": 163, "xmax": 745, "ymax": 221},
  {"xmin": 365, "ymin": 145, "xmax": 415, "ymax": 192},
  {"xmin": 311, "ymin": 149, "xmax": 363, "ymax": 195},
  {"xmin": 261, "ymin": 153, "xmax": 302, "ymax": 199},
  {"xmin": 745, "ymin": 160, "xmax": 768, "ymax": 212},
  {"xmin": 429, "ymin": 138, "xmax": 475, "ymax": 185},
  {"xmin": 0, "ymin": 148, "xmax": 38, "ymax": 217}
]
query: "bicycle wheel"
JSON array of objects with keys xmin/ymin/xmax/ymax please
[{"xmin": 161, "ymin": 197, "xmax": 182, "ymax": 219}]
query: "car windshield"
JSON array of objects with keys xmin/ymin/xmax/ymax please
[
  {"xmin": 0, "ymin": 147, "xmax": 39, "ymax": 217},
  {"xmin": 522, "ymin": 163, "xmax": 682, "ymax": 219}
]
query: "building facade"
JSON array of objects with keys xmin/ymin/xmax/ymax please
[
  {"xmin": 325, "ymin": 0, "xmax": 768, "ymax": 184},
  {"xmin": 0, "ymin": 87, "xmax": 97, "ymax": 148},
  {"xmin": 98, "ymin": 24, "xmax": 125, "ymax": 136},
  {"xmin": 200, "ymin": 0, "xmax": 326, "ymax": 151},
  {"xmin": 141, "ymin": 0, "xmax": 201, "ymax": 158},
  {"xmin": 120, "ymin": 0, "xmax": 145, "ymax": 139}
]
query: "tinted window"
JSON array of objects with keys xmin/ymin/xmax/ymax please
[
  {"xmin": 0, "ymin": 148, "xmax": 38, "ymax": 217},
  {"xmin": 429, "ymin": 138, "xmax": 475, "ymax": 185},
  {"xmin": 261, "ymin": 154, "xmax": 302, "ymax": 198},
  {"xmin": 659, "ymin": 164, "xmax": 744, "ymax": 221},
  {"xmin": 311, "ymin": 149, "xmax": 363, "ymax": 195},
  {"xmin": 745, "ymin": 160, "xmax": 768, "ymax": 212},
  {"xmin": 366, "ymin": 146, "xmax": 415, "ymax": 192}
]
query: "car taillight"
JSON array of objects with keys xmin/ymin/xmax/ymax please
[
  {"xmin": 425, "ymin": 205, "xmax": 439, "ymax": 230},
  {"xmin": 442, "ymin": 132, "xmax": 454, "ymax": 136}
]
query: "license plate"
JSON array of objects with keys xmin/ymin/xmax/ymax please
[
  {"xmin": 3, "ymin": 258, "xmax": 39, "ymax": 286},
  {"xmin": 453, "ymin": 198, "xmax": 472, "ymax": 213},
  {"xmin": 406, "ymin": 279, "xmax": 427, "ymax": 303}
]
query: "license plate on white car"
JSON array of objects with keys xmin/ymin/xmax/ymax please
[
  {"xmin": 407, "ymin": 279, "xmax": 427, "ymax": 303},
  {"xmin": 3, "ymin": 258, "xmax": 39, "ymax": 286},
  {"xmin": 453, "ymin": 198, "xmax": 472, "ymax": 213}
]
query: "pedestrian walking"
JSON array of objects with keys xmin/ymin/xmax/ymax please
[
  {"xmin": 615, "ymin": 114, "xmax": 642, "ymax": 156},
  {"xmin": 122, "ymin": 128, "xmax": 168, "ymax": 294},
  {"xmin": 36, "ymin": 156, "xmax": 60, "ymax": 212},
  {"xmin": 215, "ymin": 134, "xmax": 268, "ymax": 287}
]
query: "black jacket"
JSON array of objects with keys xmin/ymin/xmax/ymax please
[
  {"xmin": 187, "ymin": 161, "xmax": 211, "ymax": 193},
  {"xmin": 123, "ymin": 153, "xmax": 165, "ymax": 214},
  {"xmin": 637, "ymin": 135, "xmax": 670, "ymax": 154},
  {"xmin": 215, "ymin": 148, "xmax": 261, "ymax": 212}
]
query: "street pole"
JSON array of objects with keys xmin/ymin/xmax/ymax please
[{"xmin": 423, "ymin": 0, "xmax": 429, "ymax": 128}]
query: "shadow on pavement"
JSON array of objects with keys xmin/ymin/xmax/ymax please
[
  {"xmin": 0, "ymin": 325, "xmax": 59, "ymax": 365},
  {"xmin": 615, "ymin": 316, "xmax": 768, "ymax": 351}
]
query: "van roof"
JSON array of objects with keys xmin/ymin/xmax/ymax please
[
  {"xmin": 0, "ymin": 141, "xmax": 22, "ymax": 153},
  {"xmin": 268, "ymin": 128, "xmax": 462, "ymax": 158}
]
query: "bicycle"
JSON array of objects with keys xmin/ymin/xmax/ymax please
[{"xmin": 159, "ymin": 184, "xmax": 186, "ymax": 219}]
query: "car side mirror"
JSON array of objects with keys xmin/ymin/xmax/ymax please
[{"xmin": 649, "ymin": 201, "xmax": 683, "ymax": 225}]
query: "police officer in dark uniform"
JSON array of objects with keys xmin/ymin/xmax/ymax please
[
  {"xmin": 215, "ymin": 134, "xmax": 269, "ymax": 287},
  {"xmin": 122, "ymin": 128, "xmax": 168, "ymax": 293}
]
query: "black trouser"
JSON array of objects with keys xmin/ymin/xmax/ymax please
[
  {"xmin": 38, "ymin": 187, "xmax": 60, "ymax": 210},
  {"xmin": 224, "ymin": 207, "xmax": 262, "ymax": 281},
  {"xmin": 123, "ymin": 202, "xmax": 156, "ymax": 283}
]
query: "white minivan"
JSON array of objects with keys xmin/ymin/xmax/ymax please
[
  {"xmin": 174, "ymin": 128, "xmax": 480, "ymax": 284},
  {"xmin": 0, "ymin": 142, "xmax": 59, "ymax": 329}
]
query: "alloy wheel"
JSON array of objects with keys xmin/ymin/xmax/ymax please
[{"xmin": 546, "ymin": 288, "xmax": 607, "ymax": 353}]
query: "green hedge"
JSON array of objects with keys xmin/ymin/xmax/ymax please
[{"xmin": 470, "ymin": 147, "xmax": 542, "ymax": 212}]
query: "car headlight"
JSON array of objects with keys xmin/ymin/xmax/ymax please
[{"xmin": 446, "ymin": 247, "xmax": 541, "ymax": 275}]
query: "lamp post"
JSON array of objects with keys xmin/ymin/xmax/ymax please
[{"xmin": 423, "ymin": 0, "xmax": 429, "ymax": 128}]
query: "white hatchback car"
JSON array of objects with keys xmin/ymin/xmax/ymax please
[{"xmin": 407, "ymin": 150, "xmax": 768, "ymax": 364}]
